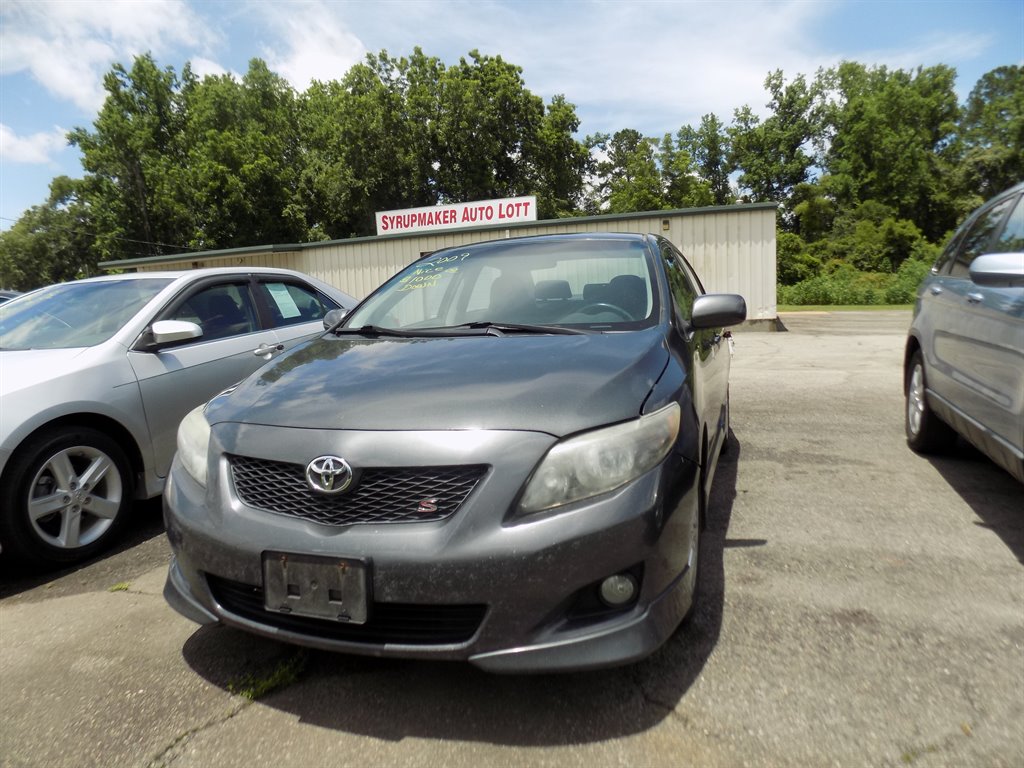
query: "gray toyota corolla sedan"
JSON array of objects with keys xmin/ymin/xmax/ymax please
[{"xmin": 163, "ymin": 233, "xmax": 746, "ymax": 672}]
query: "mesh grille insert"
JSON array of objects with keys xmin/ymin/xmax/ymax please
[{"xmin": 229, "ymin": 455, "xmax": 487, "ymax": 526}]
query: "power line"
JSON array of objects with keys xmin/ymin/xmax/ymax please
[{"xmin": 0, "ymin": 215, "xmax": 194, "ymax": 252}]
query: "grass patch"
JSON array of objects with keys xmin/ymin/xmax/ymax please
[
  {"xmin": 228, "ymin": 651, "xmax": 308, "ymax": 701},
  {"xmin": 108, "ymin": 582, "xmax": 131, "ymax": 592}
]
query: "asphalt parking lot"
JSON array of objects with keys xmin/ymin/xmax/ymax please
[{"xmin": 1, "ymin": 310, "xmax": 1022, "ymax": 768}]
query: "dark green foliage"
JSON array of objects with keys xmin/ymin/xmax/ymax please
[
  {"xmin": 779, "ymin": 254, "xmax": 936, "ymax": 305},
  {"xmin": 0, "ymin": 177, "xmax": 103, "ymax": 289},
  {"xmin": 821, "ymin": 62, "xmax": 962, "ymax": 241},
  {"xmin": 957, "ymin": 65, "xmax": 1024, "ymax": 201},
  {"xmin": 729, "ymin": 70, "xmax": 826, "ymax": 210},
  {"xmin": 776, "ymin": 232, "xmax": 821, "ymax": 285},
  {"xmin": 1, "ymin": 51, "xmax": 1018, "ymax": 303}
]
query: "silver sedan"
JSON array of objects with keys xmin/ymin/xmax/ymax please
[{"xmin": 0, "ymin": 268, "xmax": 355, "ymax": 567}]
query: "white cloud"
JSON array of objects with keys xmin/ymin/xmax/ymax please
[
  {"xmin": 289, "ymin": 0, "xmax": 838, "ymax": 133},
  {"xmin": 482, "ymin": 0, "xmax": 835, "ymax": 131},
  {"xmin": 0, "ymin": 0, "xmax": 220, "ymax": 113},
  {"xmin": 249, "ymin": 0, "xmax": 368, "ymax": 90},
  {"xmin": 188, "ymin": 56, "xmax": 232, "ymax": 81},
  {"xmin": 0, "ymin": 124, "xmax": 69, "ymax": 164}
]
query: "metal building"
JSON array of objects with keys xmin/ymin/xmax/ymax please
[{"xmin": 101, "ymin": 202, "xmax": 779, "ymax": 327}]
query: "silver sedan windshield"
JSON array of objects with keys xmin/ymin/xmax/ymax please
[{"xmin": 0, "ymin": 278, "xmax": 172, "ymax": 350}]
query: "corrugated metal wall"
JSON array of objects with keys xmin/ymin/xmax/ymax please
[{"xmin": 120, "ymin": 203, "xmax": 778, "ymax": 321}]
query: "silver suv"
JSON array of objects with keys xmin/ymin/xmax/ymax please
[{"xmin": 904, "ymin": 182, "xmax": 1024, "ymax": 482}]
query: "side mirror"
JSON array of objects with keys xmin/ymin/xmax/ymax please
[
  {"xmin": 969, "ymin": 253, "xmax": 1024, "ymax": 287},
  {"xmin": 151, "ymin": 319, "xmax": 202, "ymax": 346},
  {"xmin": 323, "ymin": 308, "xmax": 348, "ymax": 330},
  {"xmin": 691, "ymin": 294, "xmax": 747, "ymax": 329}
]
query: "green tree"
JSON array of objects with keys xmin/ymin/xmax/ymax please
[
  {"xmin": 677, "ymin": 114, "xmax": 733, "ymax": 204},
  {"xmin": 68, "ymin": 53, "xmax": 190, "ymax": 261},
  {"xmin": 532, "ymin": 95, "xmax": 592, "ymax": 218},
  {"xmin": 179, "ymin": 59, "xmax": 307, "ymax": 248},
  {"xmin": 297, "ymin": 51, "xmax": 437, "ymax": 239},
  {"xmin": 729, "ymin": 70, "xmax": 825, "ymax": 213},
  {"xmin": 822, "ymin": 62, "xmax": 961, "ymax": 241},
  {"xmin": 957, "ymin": 65, "xmax": 1024, "ymax": 202},
  {"xmin": 659, "ymin": 133, "xmax": 714, "ymax": 209},
  {"xmin": 0, "ymin": 177, "xmax": 98, "ymax": 289},
  {"xmin": 789, "ymin": 181, "xmax": 835, "ymax": 242},
  {"xmin": 587, "ymin": 129, "xmax": 664, "ymax": 213},
  {"xmin": 431, "ymin": 50, "xmax": 544, "ymax": 203}
]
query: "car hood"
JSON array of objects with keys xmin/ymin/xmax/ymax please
[{"xmin": 207, "ymin": 330, "xmax": 669, "ymax": 436}]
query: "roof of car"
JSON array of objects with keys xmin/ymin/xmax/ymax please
[{"xmin": 62, "ymin": 267, "xmax": 327, "ymax": 286}]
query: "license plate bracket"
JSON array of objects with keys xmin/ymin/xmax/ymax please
[{"xmin": 262, "ymin": 552, "xmax": 369, "ymax": 624}]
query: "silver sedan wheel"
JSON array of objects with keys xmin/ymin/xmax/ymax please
[{"xmin": 27, "ymin": 443, "xmax": 124, "ymax": 550}]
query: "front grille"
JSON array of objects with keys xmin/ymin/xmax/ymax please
[
  {"xmin": 229, "ymin": 455, "xmax": 487, "ymax": 526},
  {"xmin": 206, "ymin": 575, "xmax": 487, "ymax": 645}
]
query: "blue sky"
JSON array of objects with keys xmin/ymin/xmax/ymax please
[{"xmin": 1, "ymin": 0, "xmax": 1021, "ymax": 231}]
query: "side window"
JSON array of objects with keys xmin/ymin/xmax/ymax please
[
  {"xmin": 169, "ymin": 283, "xmax": 258, "ymax": 342},
  {"xmin": 993, "ymin": 194, "xmax": 1024, "ymax": 253},
  {"xmin": 949, "ymin": 196, "xmax": 1017, "ymax": 277},
  {"xmin": 677, "ymin": 253, "xmax": 706, "ymax": 296},
  {"xmin": 660, "ymin": 240, "xmax": 698, "ymax": 324},
  {"xmin": 259, "ymin": 281, "xmax": 336, "ymax": 328},
  {"xmin": 931, "ymin": 229, "xmax": 965, "ymax": 275}
]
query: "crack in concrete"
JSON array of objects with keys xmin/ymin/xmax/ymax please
[{"xmin": 145, "ymin": 698, "xmax": 251, "ymax": 768}]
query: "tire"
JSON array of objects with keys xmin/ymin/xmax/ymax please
[
  {"xmin": 682, "ymin": 440, "xmax": 707, "ymax": 624},
  {"xmin": 905, "ymin": 350, "xmax": 957, "ymax": 454},
  {"xmin": 720, "ymin": 386, "xmax": 732, "ymax": 456},
  {"xmin": 0, "ymin": 426, "xmax": 135, "ymax": 567}
]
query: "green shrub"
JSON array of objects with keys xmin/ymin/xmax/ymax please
[
  {"xmin": 884, "ymin": 257, "xmax": 933, "ymax": 304},
  {"xmin": 777, "ymin": 232, "xmax": 822, "ymax": 285},
  {"xmin": 779, "ymin": 262, "xmax": 923, "ymax": 306}
]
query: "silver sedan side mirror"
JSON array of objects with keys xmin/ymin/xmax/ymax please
[{"xmin": 323, "ymin": 308, "xmax": 348, "ymax": 330}]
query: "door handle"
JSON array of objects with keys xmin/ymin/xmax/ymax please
[
  {"xmin": 966, "ymin": 292, "xmax": 984, "ymax": 304},
  {"xmin": 929, "ymin": 285, "xmax": 943, "ymax": 296},
  {"xmin": 254, "ymin": 343, "xmax": 284, "ymax": 359}
]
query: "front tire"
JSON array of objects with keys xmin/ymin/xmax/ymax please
[
  {"xmin": 682, "ymin": 440, "xmax": 708, "ymax": 624},
  {"xmin": 0, "ymin": 426, "xmax": 135, "ymax": 567},
  {"xmin": 905, "ymin": 350, "xmax": 957, "ymax": 454},
  {"xmin": 720, "ymin": 386, "xmax": 732, "ymax": 455}
]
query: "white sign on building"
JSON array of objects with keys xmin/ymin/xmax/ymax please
[{"xmin": 375, "ymin": 196, "xmax": 537, "ymax": 236}]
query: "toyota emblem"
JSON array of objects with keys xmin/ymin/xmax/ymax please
[{"xmin": 305, "ymin": 455, "xmax": 353, "ymax": 495}]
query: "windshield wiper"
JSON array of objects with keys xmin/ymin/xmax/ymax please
[
  {"xmin": 332, "ymin": 325, "xmax": 437, "ymax": 338},
  {"xmin": 334, "ymin": 322, "xmax": 587, "ymax": 338},
  {"xmin": 451, "ymin": 321, "xmax": 586, "ymax": 336}
]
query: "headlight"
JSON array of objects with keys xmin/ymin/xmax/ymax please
[
  {"xmin": 518, "ymin": 403, "xmax": 680, "ymax": 514},
  {"xmin": 177, "ymin": 404, "xmax": 211, "ymax": 488}
]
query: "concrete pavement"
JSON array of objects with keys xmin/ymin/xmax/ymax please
[{"xmin": 1, "ymin": 310, "xmax": 1021, "ymax": 767}]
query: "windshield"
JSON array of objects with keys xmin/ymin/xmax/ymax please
[
  {"xmin": 0, "ymin": 278, "xmax": 173, "ymax": 350},
  {"xmin": 346, "ymin": 237, "xmax": 659, "ymax": 333}
]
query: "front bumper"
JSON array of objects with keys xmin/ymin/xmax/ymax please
[{"xmin": 162, "ymin": 426, "xmax": 700, "ymax": 673}]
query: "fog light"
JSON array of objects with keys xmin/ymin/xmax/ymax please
[{"xmin": 599, "ymin": 574, "xmax": 638, "ymax": 607}]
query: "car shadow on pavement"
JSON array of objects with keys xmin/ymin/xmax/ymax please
[
  {"xmin": 925, "ymin": 440, "xmax": 1024, "ymax": 565},
  {"xmin": 0, "ymin": 497, "xmax": 166, "ymax": 597},
  {"xmin": 178, "ymin": 437, "xmax": 743, "ymax": 746}
]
